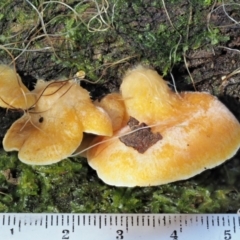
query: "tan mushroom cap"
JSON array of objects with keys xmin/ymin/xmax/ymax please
[
  {"xmin": 33, "ymin": 79, "xmax": 113, "ymax": 136},
  {"xmin": 120, "ymin": 65, "xmax": 180, "ymax": 124},
  {"xmin": 0, "ymin": 64, "xmax": 36, "ymax": 109},
  {"xmin": 3, "ymin": 105, "xmax": 83, "ymax": 165},
  {"xmin": 87, "ymin": 66, "xmax": 240, "ymax": 187},
  {"xmin": 94, "ymin": 93, "xmax": 127, "ymax": 131},
  {"xmin": 3, "ymin": 79, "xmax": 113, "ymax": 165}
]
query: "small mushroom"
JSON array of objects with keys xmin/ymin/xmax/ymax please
[
  {"xmin": 94, "ymin": 93, "xmax": 127, "ymax": 131},
  {"xmin": 0, "ymin": 65, "xmax": 35, "ymax": 109},
  {"xmin": 75, "ymin": 93, "xmax": 127, "ymax": 158},
  {"xmin": 87, "ymin": 65, "xmax": 240, "ymax": 187},
  {"xmin": 3, "ymin": 103, "xmax": 84, "ymax": 165},
  {"xmin": 33, "ymin": 79, "xmax": 113, "ymax": 136},
  {"xmin": 3, "ymin": 79, "xmax": 113, "ymax": 165}
]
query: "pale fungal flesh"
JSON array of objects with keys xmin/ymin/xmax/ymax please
[
  {"xmin": 87, "ymin": 65, "xmax": 240, "ymax": 187},
  {"xmin": 0, "ymin": 65, "xmax": 36, "ymax": 109},
  {"xmin": 3, "ymin": 79, "xmax": 113, "ymax": 165}
]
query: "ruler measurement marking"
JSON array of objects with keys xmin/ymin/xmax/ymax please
[
  {"xmin": 179, "ymin": 215, "xmax": 182, "ymax": 233},
  {"xmin": 233, "ymin": 216, "xmax": 236, "ymax": 233},
  {"xmin": 72, "ymin": 215, "xmax": 75, "ymax": 232},
  {"xmin": 18, "ymin": 218, "xmax": 21, "ymax": 232},
  {"xmin": 45, "ymin": 215, "xmax": 48, "ymax": 228},
  {"xmin": 104, "ymin": 215, "xmax": 107, "ymax": 226},
  {"xmin": 163, "ymin": 215, "xmax": 166, "ymax": 226},
  {"xmin": 67, "ymin": 215, "xmax": 69, "ymax": 226},
  {"xmin": 190, "ymin": 217, "xmax": 193, "ymax": 226},
  {"xmin": 94, "ymin": 215, "xmax": 96, "ymax": 226},
  {"xmin": 99, "ymin": 215, "xmax": 101, "ymax": 229}
]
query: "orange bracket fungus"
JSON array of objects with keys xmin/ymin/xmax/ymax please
[
  {"xmin": 0, "ymin": 65, "xmax": 35, "ymax": 109},
  {"xmin": 3, "ymin": 78, "xmax": 113, "ymax": 165},
  {"xmin": 87, "ymin": 65, "xmax": 240, "ymax": 187}
]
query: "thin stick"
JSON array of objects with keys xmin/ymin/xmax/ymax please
[
  {"xmin": 71, "ymin": 120, "xmax": 185, "ymax": 157},
  {"xmin": 183, "ymin": 52, "xmax": 196, "ymax": 91}
]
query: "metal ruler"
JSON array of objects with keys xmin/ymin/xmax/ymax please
[{"xmin": 1, "ymin": 213, "xmax": 240, "ymax": 240}]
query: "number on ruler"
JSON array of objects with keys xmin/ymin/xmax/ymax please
[
  {"xmin": 62, "ymin": 229, "xmax": 70, "ymax": 239},
  {"xmin": 170, "ymin": 230, "xmax": 178, "ymax": 240},
  {"xmin": 116, "ymin": 230, "xmax": 124, "ymax": 239},
  {"xmin": 10, "ymin": 228, "xmax": 14, "ymax": 235},
  {"xmin": 224, "ymin": 230, "xmax": 231, "ymax": 240}
]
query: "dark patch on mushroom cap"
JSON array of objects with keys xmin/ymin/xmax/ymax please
[{"xmin": 119, "ymin": 116, "xmax": 162, "ymax": 153}]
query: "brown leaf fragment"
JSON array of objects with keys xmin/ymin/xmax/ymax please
[
  {"xmin": 1, "ymin": 169, "xmax": 19, "ymax": 185},
  {"xmin": 119, "ymin": 117, "xmax": 162, "ymax": 153}
]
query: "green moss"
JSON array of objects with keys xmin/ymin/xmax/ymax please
[
  {"xmin": 1, "ymin": 147, "xmax": 239, "ymax": 213},
  {"xmin": 0, "ymin": 0, "xmax": 229, "ymax": 79}
]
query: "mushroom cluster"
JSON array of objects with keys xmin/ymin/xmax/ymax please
[
  {"xmin": 1, "ymin": 64, "xmax": 240, "ymax": 187},
  {"xmin": 0, "ymin": 65, "xmax": 112, "ymax": 165}
]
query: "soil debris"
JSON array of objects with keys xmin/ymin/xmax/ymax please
[{"xmin": 119, "ymin": 116, "xmax": 162, "ymax": 153}]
